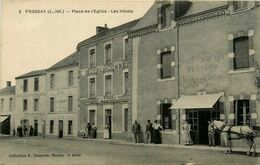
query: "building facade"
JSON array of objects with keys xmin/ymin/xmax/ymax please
[
  {"xmin": 0, "ymin": 81, "xmax": 15, "ymax": 135},
  {"xmin": 77, "ymin": 21, "xmax": 138, "ymax": 140},
  {"xmin": 45, "ymin": 52, "xmax": 79, "ymax": 137},
  {"xmin": 15, "ymin": 70, "xmax": 46, "ymax": 136},
  {"xmin": 129, "ymin": 0, "xmax": 260, "ymax": 147}
]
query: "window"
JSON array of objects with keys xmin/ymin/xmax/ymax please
[
  {"xmin": 9, "ymin": 98, "xmax": 13, "ymax": 111},
  {"xmin": 105, "ymin": 44, "xmax": 112, "ymax": 65},
  {"xmin": 235, "ymin": 100, "xmax": 250, "ymax": 126},
  {"xmin": 68, "ymin": 71, "xmax": 73, "ymax": 86},
  {"xmin": 23, "ymin": 99, "xmax": 27, "ymax": 111},
  {"xmin": 50, "ymin": 120, "xmax": 54, "ymax": 134},
  {"xmin": 89, "ymin": 78, "xmax": 96, "ymax": 97},
  {"xmin": 0, "ymin": 99, "xmax": 3, "ymax": 111},
  {"xmin": 34, "ymin": 98, "xmax": 39, "ymax": 111},
  {"xmin": 68, "ymin": 96, "xmax": 73, "ymax": 112},
  {"xmin": 123, "ymin": 71, "xmax": 128, "ymax": 94},
  {"xmin": 233, "ymin": 1, "xmax": 247, "ymax": 11},
  {"xmin": 160, "ymin": 103, "xmax": 172, "ymax": 129},
  {"xmin": 160, "ymin": 51, "xmax": 172, "ymax": 79},
  {"xmin": 89, "ymin": 110, "xmax": 95, "ymax": 126},
  {"xmin": 105, "ymin": 75, "xmax": 112, "ymax": 95},
  {"xmin": 34, "ymin": 78, "xmax": 39, "ymax": 91},
  {"xmin": 161, "ymin": 4, "xmax": 171, "ymax": 29},
  {"xmin": 68, "ymin": 120, "xmax": 73, "ymax": 135},
  {"xmin": 23, "ymin": 79, "xmax": 28, "ymax": 92},
  {"xmin": 233, "ymin": 36, "xmax": 249, "ymax": 70},
  {"xmin": 50, "ymin": 97, "xmax": 54, "ymax": 112},
  {"xmin": 89, "ymin": 49, "xmax": 96, "ymax": 67},
  {"xmin": 50, "ymin": 74, "xmax": 55, "ymax": 89}
]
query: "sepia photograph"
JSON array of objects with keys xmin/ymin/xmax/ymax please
[{"xmin": 0, "ymin": 0, "xmax": 260, "ymax": 165}]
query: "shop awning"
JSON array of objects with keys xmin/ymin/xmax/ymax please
[
  {"xmin": 0, "ymin": 116, "xmax": 9, "ymax": 123},
  {"xmin": 170, "ymin": 92, "xmax": 223, "ymax": 109}
]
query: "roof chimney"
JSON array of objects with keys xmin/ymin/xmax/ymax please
[
  {"xmin": 96, "ymin": 24, "xmax": 109, "ymax": 34},
  {"xmin": 6, "ymin": 81, "xmax": 11, "ymax": 87}
]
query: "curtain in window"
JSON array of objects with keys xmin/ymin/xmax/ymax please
[
  {"xmin": 105, "ymin": 75, "xmax": 112, "ymax": 95},
  {"xmin": 161, "ymin": 52, "xmax": 172, "ymax": 78}
]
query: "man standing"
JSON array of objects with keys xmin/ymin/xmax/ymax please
[
  {"xmin": 145, "ymin": 120, "xmax": 153, "ymax": 144},
  {"xmin": 132, "ymin": 120, "xmax": 141, "ymax": 143},
  {"xmin": 208, "ymin": 120, "xmax": 215, "ymax": 146},
  {"xmin": 85, "ymin": 123, "xmax": 92, "ymax": 138}
]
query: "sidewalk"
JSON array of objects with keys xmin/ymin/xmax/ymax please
[{"xmin": 65, "ymin": 136, "xmax": 260, "ymax": 154}]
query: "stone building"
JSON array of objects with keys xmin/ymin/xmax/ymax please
[
  {"xmin": 77, "ymin": 20, "xmax": 138, "ymax": 140},
  {"xmin": 128, "ymin": 0, "xmax": 260, "ymax": 146},
  {"xmin": 15, "ymin": 69, "xmax": 46, "ymax": 136},
  {"xmin": 45, "ymin": 52, "xmax": 79, "ymax": 138},
  {"xmin": 0, "ymin": 81, "xmax": 15, "ymax": 135}
]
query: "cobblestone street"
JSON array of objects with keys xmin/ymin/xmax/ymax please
[{"xmin": 0, "ymin": 138, "xmax": 259, "ymax": 165}]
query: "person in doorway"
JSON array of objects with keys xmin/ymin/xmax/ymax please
[
  {"xmin": 29, "ymin": 125, "xmax": 34, "ymax": 136},
  {"xmin": 208, "ymin": 120, "xmax": 215, "ymax": 146},
  {"xmin": 152, "ymin": 120, "xmax": 163, "ymax": 144},
  {"xmin": 145, "ymin": 120, "xmax": 153, "ymax": 144},
  {"xmin": 103, "ymin": 124, "xmax": 110, "ymax": 139},
  {"xmin": 182, "ymin": 120, "xmax": 193, "ymax": 145},
  {"xmin": 85, "ymin": 123, "xmax": 92, "ymax": 138},
  {"xmin": 13, "ymin": 129, "xmax": 16, "ymax": 137},
  {"xmin": 132, "ymin": 120, "xmax": 141, "ymax": 143}
]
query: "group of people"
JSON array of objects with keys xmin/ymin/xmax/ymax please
[
  {"xmin": 15, "ymin": 125, "xmax": 34, "ymax": 137},
  {"xmin": 83, "ymin": 122, "xmax": 97, "ymax": 139},
  {"xmin": 182, "ymin": 120, "xmax": 216, "ymax": 146},
  {"xmin": 132, "ymin": 120, "xmax": 163, "ymax": 144}
]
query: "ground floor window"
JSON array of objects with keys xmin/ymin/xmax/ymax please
[
  {"xmin": 50, "ymin": 120, "xmax": 54, "ymax": 134},
  {"xmin": 68, "ymin": 120, "xmax": 73, "ymax": 135},
  {"xmin": 235, "ymin": 100, "xmax": 250, "ymax": 126},
  {"xmin": 160, "ymin": 103, "xmax": 172, "ymax": 129}
]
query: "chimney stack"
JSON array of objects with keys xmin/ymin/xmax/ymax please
[
  {"xmin": 96, "ymin": 24, "xmax": 109, "ymax": 34},
  {"xmin": 6, "ymin": 81, "xmax": 11, "ymax": 87}
]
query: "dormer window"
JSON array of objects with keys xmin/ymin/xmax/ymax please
[
  {"xmin": 233, "ymin": 1, "xmax": 247, "ymax": 11},
  {"xmin": 161, "ymin": 4, "xmax": 171, "ymax": 29}
]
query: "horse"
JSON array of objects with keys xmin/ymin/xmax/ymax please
[{"xmin": 213, "ymin": 120, "xmax": 257, "ymax": 156}]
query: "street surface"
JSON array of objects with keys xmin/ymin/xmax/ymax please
[{"xmin": 0, "ymin": 137, "xmax": 259, "ymax": 165}]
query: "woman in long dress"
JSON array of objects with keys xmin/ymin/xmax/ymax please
[
  {"xmin": 152, "ymin": 120, "xmax": 163, "ymax": 144},
  {"xmin": 103, "ymin": 124, "xmax": 110, "ymax": 139},
  {"xmin": 183, "ymin": 120, "xmax": 193, "ymax": 145}
]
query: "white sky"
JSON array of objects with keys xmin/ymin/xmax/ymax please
[{"xmin": 0, "ymin": 0, "xmax": 154, "ymax": 88}]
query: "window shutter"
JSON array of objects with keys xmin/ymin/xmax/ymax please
[
  {"xmin": 234, "ymin": 37, "xmax": 249, "ymax": 69},
  {"xmin": 250, "ymin": 100, "xmax": 256, "ymax": 126},
  {"xmin": 229, "ymin": 101, "xmax": 234, "ymax": 125}
]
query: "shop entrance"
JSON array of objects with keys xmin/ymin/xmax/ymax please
[
  {"xmin": 105, "ymin": 109, "xmax": 112, "ymax": 139},
  {"xmin": 187, "ymin": 108, "xmax": 220, "ymax": 145}
]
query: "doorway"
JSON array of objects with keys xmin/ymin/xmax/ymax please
[
  {"xmin": 58, "ymin": 120, "xmax": 63, "ymax": 138},
  {"xmin": 34, "ymin": 120, "xmax": 38, "ymax": 136},
  {"xmin": 105, "ymin": 109, "xmax": 112, "ymax": 139},
  {"xmin": 187, "ymin": 109, "xmax": 220, "ymax": 145}
]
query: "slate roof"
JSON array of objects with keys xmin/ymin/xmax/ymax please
[
  {"xmin": 15, "ymin": 69, "xmax": 46, "ymax": 79},
  {"xmin": 47, "ymin": 52, "xmax": 78, "ymax": 70},
  {"xmin": 77, "ymin": 19, "xmax": 139, "ymax": 49},
  {"xmin": 131, "ymin": 1, "xmax": 227, "ymax": 32},
  {"xmin": 0, "ymin": 86, "xmax": 15, "ymax": 96},
  {"xmin": 131, "ymin": 3, "xmax": 157, "ymax": 31}
]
